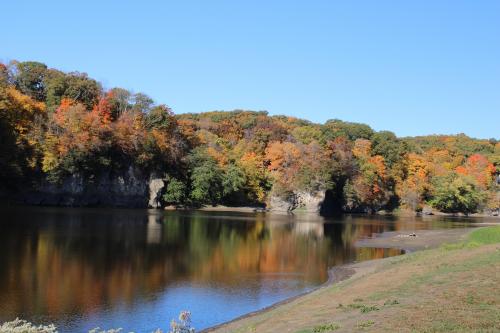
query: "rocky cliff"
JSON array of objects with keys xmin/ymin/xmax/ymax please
[
  {"xmin": 22, "ymin": 167, "xmax": 165, "ymax": 208},
  {"xmin": 269, "ymin": 191, "xmax": 326, "ymax": 214}
]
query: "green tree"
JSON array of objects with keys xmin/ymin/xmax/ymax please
[
  {"xmin": 323, "ymin": 119, "xmax": 374, "ymax": 141},
  {"xmin": 146, "ymin": 105, "xmax": 175, "ymax": 130},
  {"xmin": 291, "ymin": 125, "xmax": 324, "ymax": 144},
  {"xmin": 188, "ymin": 148, "xmax": 223, "ymax": 205},
  {"xmin": 63, "ymin": 72, "xmax": 102, "ymax": 109},
  {"xmin": 163, "ymin": 177, "xmax": 187, "ymax": 204},
  {"xmin": 108, "ymin": 87, "xmax": 132, "ymax": 119},
  {"xmin": 44, "ymin": 69, "xmax": 68, "ymax": 112},
  {"xmin": 430, "ymin": 173, "xmax": 485, "ymax": 215},
  {"xmin": 133, "ymin": 93, "xmax": 154, "ymax": 114},
  {"xmin": 43, "ymin": 70, "xmax": 102, "ymax": 111},
  {"xmin": 14, "ymin": 61, "xmax": 48, "ymax": 101},
  {"xmin": 371, "ymin": 131, "xmax": 405, "ymax": 167},
  {"xmin": 222, "ymin": 163, "xmax": 247, "ymax": 196}
]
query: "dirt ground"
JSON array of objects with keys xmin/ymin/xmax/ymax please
[{"xmin": 205, "ymin": 229, "xmax": 500, "ymax": 333}]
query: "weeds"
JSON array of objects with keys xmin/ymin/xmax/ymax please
[
  {"xmin": 383, "ymin": 299, "xmax": 400, "ymax": 306},
  {"xmin": 311, "ymin": 323, "xmax": 341, "ymax": 332},
  {"xmin": 360, "ymin": 305, "xmax": 379, "ymax": 313},
  {"xmin": 347, "ymin": 303, "xmax": 379, "ymax": 313},
  {"xmin": 356, "ymin": 320, "xmax": 375, "ymax": 329}
]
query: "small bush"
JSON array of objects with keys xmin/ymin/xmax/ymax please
[
  {"xmin": 0, "ymin": 311, "xmax": 196, "ymax": 333},
  {"xmin": 169, "ymin": 311, "xmax": 195, "ymax": 333},
  {"xmin": 0, "ymin": 318, "xmax": 57, "ymax": 333}
]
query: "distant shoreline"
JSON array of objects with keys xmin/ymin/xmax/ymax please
[
  {"xmin": 165, "ymin": 205, "xmax": 268, "ymax": 213},
  {"xmin": 166, "ymin": 204, "xmax": 500, "ymax": 219}
]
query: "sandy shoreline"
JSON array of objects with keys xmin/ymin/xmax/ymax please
[{"xmin": 202, "ymin": 227, "xmax": 474, "ymax": 333}]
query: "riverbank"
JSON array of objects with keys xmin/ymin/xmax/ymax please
[
  {"xmin": 205, "ymin": 227, "xmax": 500, "ymax": 333},
  {"xmin": 169, "ymin": 204, "xmax": 500, "ymax": 218},
  {"xmin": 189, "ymin": 205, "xmax": 267, "ymax": 213}
]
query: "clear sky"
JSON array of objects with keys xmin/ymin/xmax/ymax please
[{"xmin": 2, "ymin": 1, "xmax": 499, "ymax": 138}]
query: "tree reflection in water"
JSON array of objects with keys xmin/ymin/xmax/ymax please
[{"xmin": 0, "ymin": 207, "xmax": 463, "ymax": 331}]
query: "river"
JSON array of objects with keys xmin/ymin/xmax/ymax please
[{"xmin": 0, "ymin": 206, "xmax": 482, "ymax": 332}]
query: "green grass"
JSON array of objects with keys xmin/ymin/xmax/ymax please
[
  {"xmin": 468, "ymin": 226, "xmax": 500, "ymax": 245},
  {"xmin": 441, "ymin": 226, "xmax": 500, "ymax": 251},
  {"xmin": 295, "ymin": 322, "xmax": 341, "ymax": 333}
]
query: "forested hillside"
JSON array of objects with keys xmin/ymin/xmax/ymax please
[{"xmin": 1, "ymin": 60, "xmax": 499, "ymax": 214}]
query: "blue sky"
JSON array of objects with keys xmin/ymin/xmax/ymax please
[{"xmin": 2, "ymin": 1, "xmax": 499, "ymax": 138}]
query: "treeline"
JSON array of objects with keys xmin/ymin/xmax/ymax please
[{"xmin": 1, "ymin": 60, "xmax": 499, "ymax": 214}]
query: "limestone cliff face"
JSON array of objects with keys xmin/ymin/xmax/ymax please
[
  {"xmin": 23, "ymin": 167, "xmax": 165, "ymax": 208},
  {"xmin": 269, "ymin": 191, "xmax": 325, "ymax": 214},
  {"xmin": 269, "ymin": 193, "xmax": 298, "ymax": 212},
  {"xmin": 148, "ymin": 178, "xmax": 165, "ymax": 208}
]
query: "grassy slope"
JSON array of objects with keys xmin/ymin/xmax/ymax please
[
  {"xmin": 211, "ymin": 227, "xmax": 500, "ymax": 333},
  {"xmin": 468, "ymin": 226, "xmax": 500, "ymax": 245}
]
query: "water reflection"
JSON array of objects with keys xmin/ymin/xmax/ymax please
[{"xmin": 0, "ymin": 207, "xmax": 475, "ymax": 332}]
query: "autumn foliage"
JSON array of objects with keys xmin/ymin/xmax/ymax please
[{"xmin": 1, "ymin": 60, "xmax": 498, "ymax": 214}]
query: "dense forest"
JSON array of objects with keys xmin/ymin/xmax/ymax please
[{"xmin": 1, "ymin": 60, "xmax": 499, "ymax": 214}]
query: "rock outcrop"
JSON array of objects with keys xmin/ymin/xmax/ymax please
[
  {"xmin": 269, "ymin": 193, "xmax": 298, "ymax": 212},
  {"xmin": 421, "ymin": 206, "xmax": 434, "ymax": 215},
  {"xmin": 269, "ymin": 191, "xmax": 325, "ymax": 214},
  {"xmin": 23, "ymin": 167, "xmax": 165, "ymax": 208},
  {"xmin": 148, "ymin": 178, "xmax": 165, "ymax": 208},
  {"xmin": 295, "ymin": 191, "xmax": 325, "ymax": 213}
]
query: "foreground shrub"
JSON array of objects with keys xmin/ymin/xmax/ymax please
[
  {"xmin": 0, "ymin": 311, "xmax": 196, "ymax": 333},
  {"xmin": 168, "ymin": 311, "xmax": 195, "ymax": 333},
  {"xmin": 0, "ymin": 318, "xmax": 57, "ymax": 333}
]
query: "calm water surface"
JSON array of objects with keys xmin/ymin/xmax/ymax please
[{"xmin": 0, "ymin": 207, "xmax": 482, "ymax": 332}]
